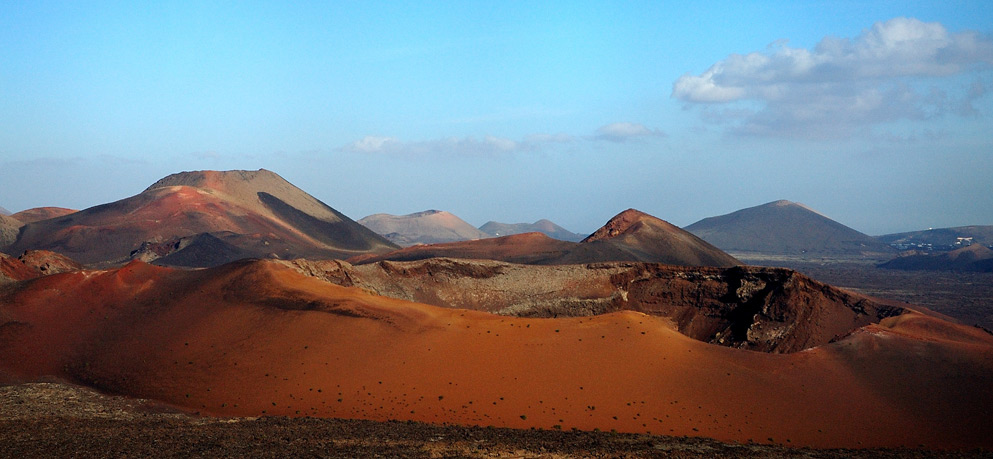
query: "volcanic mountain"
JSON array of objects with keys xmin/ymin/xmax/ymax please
[
  {"xmin": 479, "ymin": 219, "xmax": 583, "ymax": 242},
  {"xmin": 5, "ymin": 169, "xmax": 397, "ymax": 266},
  {"xmin": 9, "ymin": 207, "xmax": 78, "ymax": 224},
  {"xmin": 0, "ymin": 258, "xmax": 990, "ymax": 448},
  {"xmin": 0, "ymin": 214, "xmax": 23, "ymax": 249},
  {"xmin": 879, "ymin": 244, "xmax": 993, "ymax": 272},
  {"xmin": 879, "ymin": 225, "xmax": 993, "ymax": 249},
  {"xmin": 352, "ymin": 209, "xmax": 740, "ymax": 267},
  {"xmin": 685, "ymin": 200, "xmax": 895, "ymax": 258},
  {"xmin": 358, "ymin": 210, "xmax": 490, "ymax": 246}
]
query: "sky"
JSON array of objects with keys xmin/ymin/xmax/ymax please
[{"xmin": 1, "ymin": 1, "xmax": 991, "ymax": 235}]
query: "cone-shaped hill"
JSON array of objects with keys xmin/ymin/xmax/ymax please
[
  {"xmin": 351, "ymin": 209, "xmax": 739, "ymax": 267},
  {"xmin": 6, "ymin": 169, "xmax": 397, "ymax": 266},
  {"xmin": 685, "ymin": 200, "xmax": 894, "ymax": 258},
  {"xmin": 358, "ymin": 210, "xmax": 490, "ymax": 246},
  {"xmin": 480, "ymin": 219, "xmax": 584, "ymax": 242}
]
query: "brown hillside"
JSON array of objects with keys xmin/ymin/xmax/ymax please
[
  {"xmin": 0, "ymin": 250, "xmax": 81, "ymax": 284},
  {"xmin": 6, "ymin": 169, "xmax": 397, "ymax": 266},
  {"xmin": 0, "ymin": 259, "xmax": 990, "ymax": 448},
  {"xmin": 10, "ymin": 207, "xmax": 78, "ymax": 224},
  {"xmin": 352, "ymin": 209, "xmax": 739, "ymax": 268}
]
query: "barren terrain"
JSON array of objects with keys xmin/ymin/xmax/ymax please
[
  {"xmin": 1, "ymin": 382, "xmax": 982, "ymax": 458},
  {"xmin": 741, "ymin": 258, "xmax": 993, "ymax": 330}
]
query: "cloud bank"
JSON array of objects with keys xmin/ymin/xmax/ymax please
[
  {"xmin": 672, "ymin": 17, "xmax": 993, "ymax": 139},
  {"xmin": 595, "ymin": 122, "xmax": 666, "ymax": 142},
  {"xmin": 341, "ymin": 123, "xmax": 665, "ymax": 156}
]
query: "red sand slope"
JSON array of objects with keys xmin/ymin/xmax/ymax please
[{"xmin": 0, "ymin": 260, "xmax": 991, "ymax": 449}]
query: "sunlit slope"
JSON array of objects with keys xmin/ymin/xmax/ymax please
[
  {"xmin": 0, "ymin": 260, "xmax": 990, "ymax": 448},
  {"xmin": 7, "ymin": 169, "xmax": 397, "ymax": 266}
]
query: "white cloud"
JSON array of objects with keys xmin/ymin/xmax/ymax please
[
  {"xmin": 595, "ymin": 122, "xmax": 666, "ymax": 142},
  {"xmin": 339, "ymin": 133, "xmax": 570, "ymax": 157},
  {"xmin": 340, "ymin": 124, "xmax": 667, "ymax": 156},
  {"xmin": 340, "ymin": 136, "xmax": 402, "ymax": 153},
  {"xmin": 672, "ymin": 17, "xmax": 993, "ymax": 139}
]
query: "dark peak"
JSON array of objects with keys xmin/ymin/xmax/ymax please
[{"xmin": 408, "ymin": 210, "xmax": 445, "ymax": 217}]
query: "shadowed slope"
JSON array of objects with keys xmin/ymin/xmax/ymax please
[
  {"xmin": 0, "ymin": 259, "xmax": 990, "ymax": 448},
  {"xmin": 0, "ymin": 215, "xmax": 23, "ymax": 249},
  {"xmin": 353, "ymin": 210, "xmax": 739, "ymax": 268},
  {"xmin": 685, "ymin": 200, "xmax": 895, "ymax": 258},
  {"xmin": 358, "ymin": 210, "xmax": 490, "ymax": 246},
  {"xmin": 879, "ymin": 244, "xmax": 993, "ymax": 272},
  {"xmin": 7, "ymin": 169, "xmax": 397, "ymax": 266}
]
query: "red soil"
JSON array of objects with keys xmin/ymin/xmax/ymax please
[{"xmin": 1, "ymin": 260, "xmax": 991, "ymax": 449}]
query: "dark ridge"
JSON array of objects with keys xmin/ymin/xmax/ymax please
[
  {"xmin": 152, "ymin": 233, "xmax": 255, "ymax": 268},
  {"xmin": 257, "ymin": 192, "xmax": 397, "ymax": 252}
]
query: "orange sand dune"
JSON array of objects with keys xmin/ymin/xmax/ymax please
[{"xmin": 1, "ymin": 260, "xmax": 991, "ymax": 449}]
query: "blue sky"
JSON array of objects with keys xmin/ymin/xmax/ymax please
[{"xmin": 1, "ymin": 1, "xmax": 991, "ymax": 235}]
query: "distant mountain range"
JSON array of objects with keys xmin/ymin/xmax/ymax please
[
  {"xmin": 879, "ymin": 244, "xmax": 993, "ymax": 272},
  {"xmin": 685, "ymin": 200, "xmax": 895, "ymax": 258},
  {"xmin": 479, "ymin": 219, "xmax": 584, "ymax": 242},
  {"xmin": 5, "ymin": 169, "xmax": 397, "ymax": 266},
  {"xmin": 351, "ymin": 209, "xmax": 740, "ymax": 268},
  {"xmin": 0, "ymin": 206, "xmax": 10, "ymax": 216},
  {"xmin": 358, "ymin": 210, "xmax": 490, "ymax": 246},
  {"xmin": 878, "ymin": 225, "xmax": 993, "ymax": 250}
]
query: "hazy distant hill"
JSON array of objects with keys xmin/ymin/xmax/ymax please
[
  {"xmin": 879, "ymin": 244, "xmax": 993, "ymax": 272},
  {"xmin": 352, "ymin": 208, "xmax": 740, "ymax": 268},
  {"xmin": 878, "ymin": 225, "xmax": 993, "ymax": 250},
  {"xmin": 358, "ymin": 210, "xmax": 490, "ymax": 246},
  {"xmin": 7, "ymin": 169, "xmax": 397, "ymax": 266},
  {"xmin": 479, "ymin": 219, "xmax": 584, "ymax": 242},
  {"xmin": 0, "ymin": 206, "xmax": 10, "ymax": 216},
  {"xmin": 684, "ymin": 200, "xmax": 895, "ymax": 258},
  {"xmin": 10, "ymin": 207, "xmax": 78, "ymax": 224}
]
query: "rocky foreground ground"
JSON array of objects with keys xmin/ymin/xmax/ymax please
[{"xmin": 1, "ymin": 382, "xmax": 985, "ymax": 458}]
